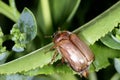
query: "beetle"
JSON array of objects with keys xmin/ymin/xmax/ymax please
[{"xmin": 52, "ymin": 30, "xmax": 94, "ymax": 77}]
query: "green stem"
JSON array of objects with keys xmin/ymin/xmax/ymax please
[
  {"xmin": 0, "ymin": 1, "xmax": 20, "ymax": 22},
  {"xmin": 66, "ymin": 0, "xmax": 81, "ymax": 22},
  {"xmin": 41, "ymin": 0, "xmax": 53, "ymax": 34},
  {"xmin": 9, "ymin": 0, "xmax": 18, "ymax": 19}
]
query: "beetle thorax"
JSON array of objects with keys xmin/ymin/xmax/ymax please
[{"xmin": 53, "ymin": 31, "xmax": 71, "ymax": 44}]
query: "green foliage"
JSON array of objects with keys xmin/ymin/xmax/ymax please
[
  {"xmin": 0, "ymin": 0, "xmax": 120, "ymax": 80},
  {"xmin": 10, "ymin": 8, "xmax": 37, "ymax": 52},
  {"xmin": 17, "ymin": 8, "xmax": 37, "ymax": 44},
  {"xmin": 101, "ymin": 24, "xmax": 120, "ymax": 50},
  {"xmin": 90, "ymin": 42, "xmax": 120, "ymax": 71},
  {"xmin": 101, "ymin": 33, "xmax": 120, "ymax": 50},
  {"xmin": 0, "ymin": 0, "xmax": 20, "ymax": 22}
]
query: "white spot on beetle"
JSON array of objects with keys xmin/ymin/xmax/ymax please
[{"xmin": 70, "ymin": 54, "xmax": 84, "ymax": 63}]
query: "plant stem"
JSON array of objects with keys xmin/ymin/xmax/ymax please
[
  {"xmin": 0, "ymin": 1, "xmax": 20, "ymax": 22},
  {"xmin": 41, "ymin": 0, "xmax": 53, "ymax": 34},
  {"xmin": 66, "ymin": 0, "xmax": 81, "ymax": 22}
]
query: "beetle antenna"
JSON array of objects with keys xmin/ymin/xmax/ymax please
[{"xmin": 44, "ymin": 35, "xmax": 53, "ymax": 38}]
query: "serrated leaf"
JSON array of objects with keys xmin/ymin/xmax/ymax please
[
  {"xmin": 50, "ymin": 73, "xmax": 77, "ymax": 80},
  {"xmin": 23, "ymin": 64, "xmax": 73, "ymax": 76},
  {"xmin": 33, "ymin": 73, "xmax": 77, "ymax": 80},
  {"xmin": 75, "ymin": 1, "xmax": 120, "ymax": 45},
  {"xmin": 0, "ymin": 43, "xmax": 54, "ymax": 74},
  {"xmin": 17, "ymin": 8, "xmax": 37, "ymax": 43},
  {"xmin": 100, "ymin": 33, "xmax": 120, "ymax": 50},
  {"xmin": 90, "ymin": 42, "xmax": 120, "ymax": 72}
]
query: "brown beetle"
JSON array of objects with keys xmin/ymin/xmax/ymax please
[{"xmin": 52, "ymin": 31, "xmax": 94, "ymax": 77}]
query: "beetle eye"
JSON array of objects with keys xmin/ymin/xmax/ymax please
[{"xmin": 53, "ymin": 32, "xmax": 56, "ymax": 38}]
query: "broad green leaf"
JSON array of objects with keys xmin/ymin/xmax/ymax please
[
  {"xmin": 90, "ymin": 42, "xmax": 120, "ymax": 72},
  {"xmin": 17, "ymin": 8, "xmax": 37, "ymax": 44}
]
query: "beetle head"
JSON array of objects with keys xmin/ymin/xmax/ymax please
[{"xmin": 53, "ymin": 31, "xmax": 71, "ymax": 44}]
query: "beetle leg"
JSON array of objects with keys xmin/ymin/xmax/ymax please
[
  {"xmin": 61, "ymin": 57, "xmax": 65, "ymax": 63},
  {"xmin": 50, "ymin": 45, "xmax": 57, "ymax": 50},
  {"xmin": 50, "ymin": 50, "xmax": 58, "ymax": 64},
  {"xmin": 44, "ymin": 45, "xmax": 57, "ymax": 54}
]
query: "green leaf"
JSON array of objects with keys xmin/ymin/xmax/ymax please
[
  {"xmin": 33, "ymin": 73, "xmax": 77, "ymax": 80},
  {"xmin": 90, "ymin": 42, "xmax": 120, "ymax": 72},
  {"xmin": 23, "ymin": 64, "xmax": 73, "ymax": 76},
  {"xmin": 100, "ymin": 33, "xmax": 120, "ymax": 50},
  {"xmin": 74, "ymin": 1, "xmax": 120, "ymax": 45},
  {"xmin": 17, "ymin": 8, "xmax": 37, "ymax": 44},
  {"xmin": 0, "ymin": 43, "xmax": 54, "ymax": 74},
  {"xmin": 50, "ymin": 73, "xmax": 77, "ymax": 80}
]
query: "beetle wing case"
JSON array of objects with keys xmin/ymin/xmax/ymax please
[
  {"xmin": 70, "ymin": 33, "xmax": 94, "ymax": 64},
  {"xmin": 57, "ymin": 39, "xmax": 88, "ymax": 70},
  {"xmin": 53, "ymin": 31, "xmax": 94, "ymax": 77}
]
